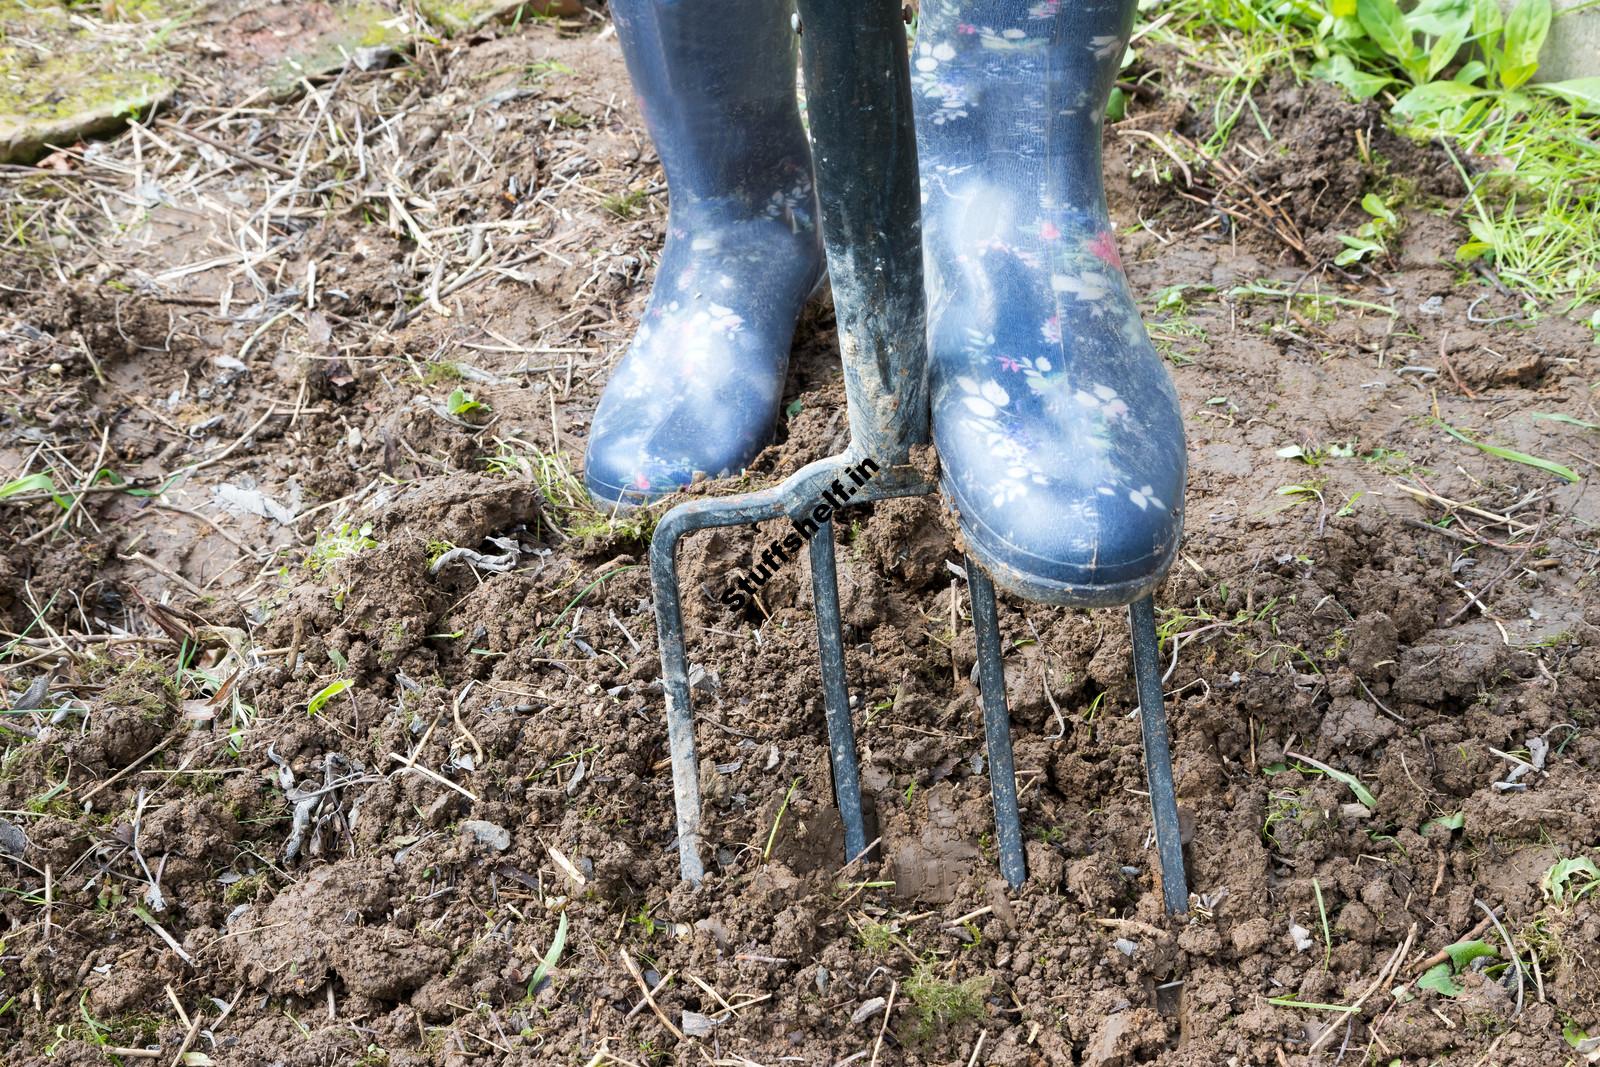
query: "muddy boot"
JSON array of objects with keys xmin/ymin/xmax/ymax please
[
  {"xmin": 912, "ymin": 0, "xmax": 1185, "ymax": 605},
  {"xmin": 584, "ymin": 0, "xmax": 825, "ymax": 510}
]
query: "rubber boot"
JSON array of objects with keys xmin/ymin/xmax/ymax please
[
  {"xmin": 912, "ymin": 0, "xmax": 1185, "ymax": 606},
  {"xmin": 584, "ymin": 0, "xmax": 825, "ymax": 510}
]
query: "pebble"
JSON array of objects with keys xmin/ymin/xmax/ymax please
[{"xmin": 462, "ymin": 820, "xmax": 510, "ymax": 851}]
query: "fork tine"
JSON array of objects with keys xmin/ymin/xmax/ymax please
[
  {"xmin": 650, "ymin": 517, "xmax": 706, "ymax": 883},
  {"xmin": 809, "ymin": 519, "xmax": 868, "ymax": 863},
  {"xmin": 1129, "ymin": 595, "xmax": 1189, "ymax": 914},
  {"xmin": 967, "ymin": 560, "xmax": 1027, "ymax": 887}
]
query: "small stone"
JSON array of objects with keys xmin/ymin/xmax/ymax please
[
  {"xmin": 0, "ymin": 818, "xmax": 28, "ymax": 857},
  {"xmin": 461, "ymin": 820, "xmax": 510, "ymax": 851}
]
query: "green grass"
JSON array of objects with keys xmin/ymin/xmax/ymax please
[
  {"xmin": 1136, "ymin": 0, "xmax": 1600, "ymax": 323},
  {"xmin": 903, "ymin": 961, "xmax": 991, "ymax": 1039},
  {"xmin": 482, "ymin": 437, "xmax": 657, "ymax": 543}
]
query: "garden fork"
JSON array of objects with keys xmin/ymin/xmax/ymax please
[{"xmin": 648, "ymin": 0, "xmax": 1188, "ymax": 914}]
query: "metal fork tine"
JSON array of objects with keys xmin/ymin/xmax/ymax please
[
  {"xmin": 651, "ymin": 518, "xmax": 706, "ymax": 883},
  {"xmin": 967, "ymin": 560, "xmax": 1028, "ymax": 888},
  {"xmin": 1129, "ymin": 595, "xmax": 1189, "ymax": 914},
  {"xmin": 809, "ymin": 519, "xmax": 868, "ymax": 863}
]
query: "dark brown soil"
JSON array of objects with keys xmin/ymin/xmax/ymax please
[{"xmin": 3, "ymin": 10, "xmax": 1599, "ymax": 1067}]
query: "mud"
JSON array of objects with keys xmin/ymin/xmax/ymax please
[{"xmin": 2, "ymin": 9, "xmax": 1599, "ymax": 1067}]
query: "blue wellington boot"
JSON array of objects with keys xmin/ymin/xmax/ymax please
[
  {"xmin": 584, "ymin": 0, "xmax": 825, "ymax": 510},
  {"xmin": 912, "ymin": 0, "xmax": 1185, "ymax": 606}
]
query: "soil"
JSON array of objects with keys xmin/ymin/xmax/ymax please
[{"xmin": 3, "ymin": 7, "xmax": 1599, "ymax": 1067}]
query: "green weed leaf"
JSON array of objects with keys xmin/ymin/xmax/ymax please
[
  {"xmin": 1313, "ymin": 54, "xmax": 1394, "ymax": 99},
  {"xmin": 1357, "ymin": 0, "xmax": 1418, "ymax": 66},
  {"xmin": 1393, "ymin": 79, "xmax": 1483, "ymax": 116},
  {"xmin": 1499, "ymin": 0, "xmax": 1551, "ymax": 88},
  {"xmin": 1532, "ymin": 412, "xmax": 1600, "ymax": 431},
  {"xmin": 1418, "ymin": 961, "xmax": 1461, "ymax": 996},
  {"xmin": 1534, "ymin": 77, "xmax": 1600, "ymax": 114},
  {"xmin": 1541, "ymin": 856, "xmax": 1600, "ymax": 903},
  {"xmin": 1443, "ymin": 939, "xmax": 1497, "ymax": 969},
  {"xmin": 306, "ymin": 679, "xmax": 353, "ymax": 716},
  {"xmin": 525, "ymin": 911, "xmax": 568, "ymax": 995},
  {"xmin": 0, "ymin": 473, "xmax": 68, "ymax": 509},
  {"xmin": 1442, "ymin": 423, "xmax": 1579, "ymax": 482},
  {"xmin": 1421, "ymin": 811, "xmax": 1466, "ymax": 833},
  {"xmin": 1472, "ymin": 0, "xmax": 1503, "ymax": 57}
]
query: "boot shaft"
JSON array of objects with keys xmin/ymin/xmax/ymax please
[
  {"xmin": 611, "ymin": 0, "xmax": 814, "ymax": 211},
  {"xmin": 912, "ymin": 0, "xmax": 1135, "ymax": 217}
]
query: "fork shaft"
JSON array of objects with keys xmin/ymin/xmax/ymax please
[
  {"xmin": 967, "ymin": 560, "xmax": 1027, "ymax": 887},
  {"xmin": 1129, "ymin": 595, "xmax": 1189, "ymax": 914},
  {"xmin": 809, "ymin": 521, "xmax": 868, "ymax": 863},
  {"xmin": 794, "ymin": 0, "xmax": 927, "ymax": 466}
]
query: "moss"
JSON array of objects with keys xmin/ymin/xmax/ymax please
[
  {"xmin": 903, "ymin": 962, "xmax": 991, "ymax": 1040},
  {"xmin": 0, "ymin": 5, "xmax": 173, "ymax": 163},
  {"xmin": 416, "ymin": 0, "xmax": 573, "ymax": 36},
  {"xmin": 99, "ymin": 657, "xmax": 178, "ymax": 723},
  {"xmin": 264, "ymin": 2, "xmax": 411, "ymax": 95}
]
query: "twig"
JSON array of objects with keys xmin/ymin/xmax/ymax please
[
  {"xmin": 620, "ymin": 948, "xmax": 684, "ymax": 1041},
  {"xmin": 870, "ymin": 979, "xmax": 897, "ymax": 1067},
  {"xmin": 77, "ymin": 736, "xmax": 175, "ymax": 803},
  {"xmin": 624, "ymin": 969, "xmax": 675, "ymax": 1021}
]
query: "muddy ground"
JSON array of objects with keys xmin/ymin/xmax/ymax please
[{"xmin": 3, "ymin": 7, "xmax": 1599, "ymax": 1067}]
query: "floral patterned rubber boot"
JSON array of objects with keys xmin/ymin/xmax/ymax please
[
  {"xmin": 912, "ymin": 0, "xmax": 1186, "ymax": 606},
  {"xmin": 585, "ymin": 0, "xmax": 825, "ymax": 510}
]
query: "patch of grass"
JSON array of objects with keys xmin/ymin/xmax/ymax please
[
  {"xmin": 304, "ymin": 522, "xmax": 378, "ymax": 573},
  {"xmin": 482, "ymin": 437, "xmax": 658, "ymax": 543},
  {"xmin": 1146, "ymin": 284, "xmax": 1213, "ymax": 366},
  {"xmin": 1137, "ymin": 0, "xmax": 1600, "ymax": 317},
  {"xmin": 523, "ymin": 58, "xmax": 574, "ymax": 83},
  {"xmin": 904, "ymin": 961, "xmax": 991, "ymax": 1039},
  {"xmin": 857, "ymin": 920, "xmax": 899, "ymax": 956},
  {"xmin": 601, "ymin": 187, "xmax": 649, "ymax": 219}
]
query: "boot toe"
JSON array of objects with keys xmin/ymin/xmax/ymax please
[{"xmin": 934, "ymin": 374, "xmax": 1185, "ymax": 608}]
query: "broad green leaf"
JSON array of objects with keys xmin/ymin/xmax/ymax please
[
  {"xmin": 1426, "ymin": 18, "xmax": 1472, "ymax": 80},
  {"xmin": 1442, "ymin": 423, "xmax": 1579, "ymax": 482},
  {"xmin": 1500, "ymin": 0, "xmax": 1551, "ymax": 88},
  {"xmin": 1455, "ymin": 239, "xmax": 1493, "ymax": 262},
  {"xmin": 1313, "ymin": 54, "xmax": 1394, "ymax": 99},
  {"xmin": 1472, "ymin": 0, "xmax": 1503, "ymax": 56},
  {"xmin": 1361, "ymin": 193, "xmax": 1398, "ymax": 225},
  {"xmin": 1332, "ymin": 0, "xmax": 1357, "ymax": 15},
  {"xmin": 1443, "ymin": 939, "xmax": 1497, "ymax": 969},
  {"xmin": 1421, "ymin": 811, "xmax": 1466, "ymax": 833},
  {"xmin": 1418, "ymin": 962, "xmax": 1462, "ymax": 996},
  {"xmin": 1357, "ymin": 0, "xmax": 1417, "ymax": 65},
  {"xmin": 1393, "ymin": 79, "xmax": 1484, "ymax": 115},
  {"xmin": 1541, "ymin": 856, "xmax": 1600, "ymax": 903},
  {"xmin": 1453, "ymin": 59, "xmax": 1489, "ymax": 86},
  {"xmin": 306, "ymin": 679, "xmax": 353, "ymax": 716},
  {"xmin": 1533, "ymin": 77, "xmax": 1600, "ymax": 114}
]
